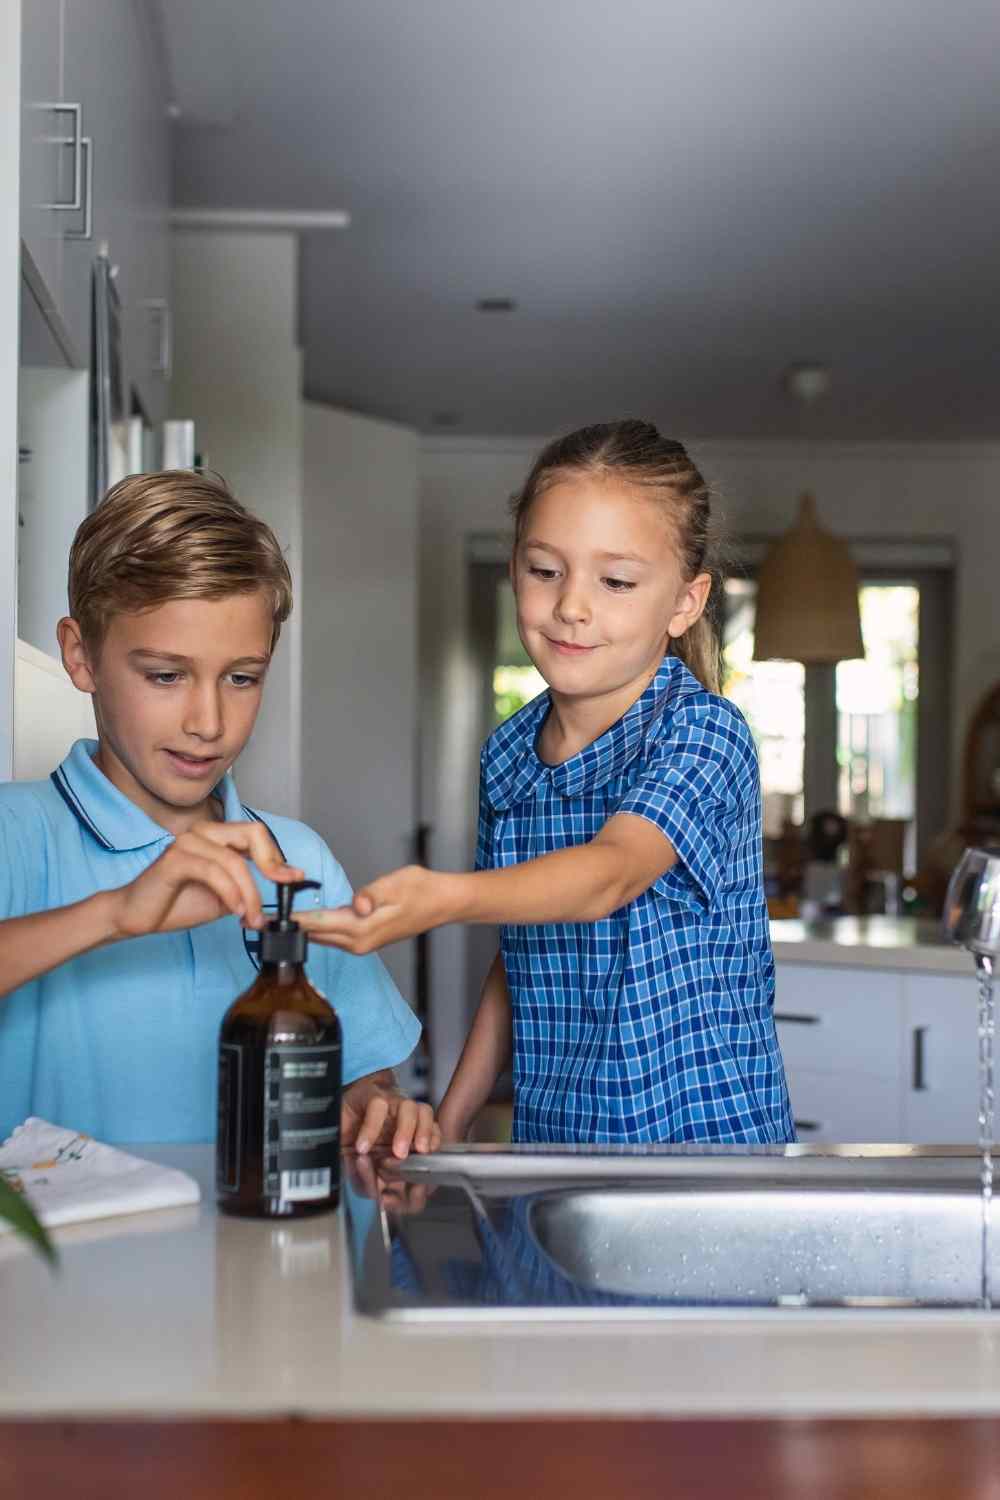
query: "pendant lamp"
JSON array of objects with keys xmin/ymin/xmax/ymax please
[{"xmin": 752, "ymin": 492, "xmax": 864, "ymax": 664}]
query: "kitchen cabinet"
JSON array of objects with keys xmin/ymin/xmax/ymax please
[
  {"xmin": 61, "ymin": 0, "xmax": 172, "ymax": 424},
  {"xmin": 19, "ymin": 0, "xmax": 65, "ymax": 347},
  {"xmin": 902, "ymin": 972, "xmax": 983, "ymax": 1144},
  {"xmin": 20, "ymin": 0, "xmax": 171, "ymax": 422},
  {"xmin": 774, "ymin": 961, "xmax": 988, "ymax": 1143}
]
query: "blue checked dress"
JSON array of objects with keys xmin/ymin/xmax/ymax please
[{"xmin": 477, "ymin": 654, "xmax": 795, "ymax": 1145}]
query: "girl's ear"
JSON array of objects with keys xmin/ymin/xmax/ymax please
[
  {"xmin": 667, "ymin": 571, "xmax": 712, "ymax": 639},
  {"xmin": 57, "ymin": 617, "xmax": 98, "ymax": 695}
]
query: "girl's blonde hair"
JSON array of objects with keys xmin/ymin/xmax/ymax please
[
  {"xmin": 510, "ymin": 420, "xmax": 721, "ymax": 693},
  {"xmin": 68, "ymin": 470, "xmax": 292, "ymax": 654}
]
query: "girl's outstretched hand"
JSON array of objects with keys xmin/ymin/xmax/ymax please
[{"xmin": 298, "ymin": 865, "xmax": 454, "ymax": 954}]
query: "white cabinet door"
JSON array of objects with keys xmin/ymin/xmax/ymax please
[
  {"xmin": 61, "ymin": 0, "xmax": 171, "ymax": 419},
  {"xmin": 774, "ymin": 965, "xmax": 903, "ymax": 1077},
  {"xmin": 774, "ymin": 964, "xmax": 904, "ymax": 1143},
  {"xmin": 784, "ymin": 1066, "xmax": 901, "ymax": 1143},
  {"xmin": 902, "ymin": 972, "xmax": 986, "ymax": 1144},
  {"xmin": 20, "ymin": 0, "xmax": 65, "ymax": 329}
]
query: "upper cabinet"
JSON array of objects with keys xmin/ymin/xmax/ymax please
[
  {"xmin": 20, "ymin": 0, "xmax": 172, "ymax": 424},
  {"xmin": 19, "ymin": 0, "xmax": 65, "ymax": 343}
]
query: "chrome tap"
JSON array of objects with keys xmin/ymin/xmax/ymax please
[{"xmin": 944, "ymin": 848, "xmax": 1000, "ymax": 969}]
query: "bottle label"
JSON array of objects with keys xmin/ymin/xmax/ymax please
[
  {"xmin": 217, "ymin": 1042, "xmax": 243, "ymax": 1193},
  {"xmin": 264, "ymin": 1042, "xmax": 341, "ymax": 1202}
]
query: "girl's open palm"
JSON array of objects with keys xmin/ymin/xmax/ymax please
[{"xmin": 298, "ymin": 865, "xmax": 446, "ymax": 954}]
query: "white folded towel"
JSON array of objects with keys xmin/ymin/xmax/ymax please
[{"xmin": 0, "ymin": 1117, "xmax": 201, "ymax": 1231}]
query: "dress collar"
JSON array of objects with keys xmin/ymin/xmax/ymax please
[
  {"xmin": 50, "ymin": 738, "xmax": 247, "ymax": 851},
  {"xmin": 484, "ymin": 655, "xmax": 699, "ymax": 812}
]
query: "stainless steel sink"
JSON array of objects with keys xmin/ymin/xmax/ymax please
[
  {"xmin": 529, "ymin": 1184, "xmax": 993, "ymax": 1306},
  {"xmin": 344, "ymin": 1144, "xmax": 999, "ymax": 1319}
]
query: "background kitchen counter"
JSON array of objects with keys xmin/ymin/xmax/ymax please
[{"xmin": 771, "ymin": 916, "xmax": 968, "ymax": 974}]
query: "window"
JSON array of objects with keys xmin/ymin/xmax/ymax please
[
  {"xmin": 723, "ymin": 570, "xmax": 946, "ymax": 866},
  {"xmin": 492, "ymin": 577, "xmax": 545, "ymax": 726}
]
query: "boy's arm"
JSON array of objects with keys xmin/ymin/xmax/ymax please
[
  {"xmin": 298, "ymin": 812, "xmax": 677, "ymax": 955},
  {"xmin": 0, "ymin": 821, "xmax": 302, "ymax": 1001},
  {"xmin": 435, "ymin": 949, "xmax": 513, "ymax": 1144}
]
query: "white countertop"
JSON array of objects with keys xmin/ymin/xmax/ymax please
[
  {"xmin": 5, "ymin": 1145, "xmax": 1000, "ymax": 1419},
  {"xmin": 771, "ymin": 916, "xmax": 971, "ymax": 974}
]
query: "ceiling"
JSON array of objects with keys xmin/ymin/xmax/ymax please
[{"xmin": 163, "ymin": 0, "xmax": 1000, "ymax": 439}]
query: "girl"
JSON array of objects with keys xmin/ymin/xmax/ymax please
[{"xmin": 302, "ymin": 420, "xmax": 794, "ymax": 1146}]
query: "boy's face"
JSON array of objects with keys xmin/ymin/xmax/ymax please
[{"xmin": 59, "ymin": 590, "xmax": 274, "ymax": 832}]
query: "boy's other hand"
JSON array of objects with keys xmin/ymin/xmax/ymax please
[
  {"xmin": 298, "ymin": 865, "xmax": 452, "ymax": 954},
  {"xmin": 109, "ymin": 821, "xmax": 303, "ymax": 940},
  {"xmin": 342, "ymin": 1069, "xmax": 441, "ymax": 1159}
]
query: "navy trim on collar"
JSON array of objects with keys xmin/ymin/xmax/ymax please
[{"xmin": 49, "ymin": 766, "xmax": 115, "ymax": 851}]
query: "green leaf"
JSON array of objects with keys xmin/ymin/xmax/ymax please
[{"xmin": 0, "ymin": 1173, "xmax": 58, "ymax": 1267}]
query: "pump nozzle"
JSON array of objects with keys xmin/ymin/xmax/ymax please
[
  {"xmin": 260, "ymin": 877, "xmax": 321, "ymax": 965},
  {"xmin": 273, "ymin": 878, "xmax": 321, "ymax": 931}
]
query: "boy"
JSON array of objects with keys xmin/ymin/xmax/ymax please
[{"xmin": 0, "ymin": 470, "xmax": 437, "ymax": 1157}]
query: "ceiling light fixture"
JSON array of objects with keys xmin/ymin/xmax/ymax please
[{"xmin": 170, "ymin": 209, "xmax": 351, "ymax": 231}]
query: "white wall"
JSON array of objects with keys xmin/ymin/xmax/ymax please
[
  {"xmin": 170, "ymin": 229, "xmax": 303, "ymax": 818},
  {"xmin": 14, "ymin": 637, "xmax": 95, "ymax": 780},
  {"xmin": 301, "ymin": 403, "xmax": 419, "ymax": 1006},
  {"xmin": 419, "ymin": 435, "xmax": 1000, "ymax": 1087},
  {"xmin": 16, "ymin": 366, "xmax": 88, "ymax": 658},
  {"xmin": 0, "ymin": 1, "xmax": 21, "ymax": 780}
]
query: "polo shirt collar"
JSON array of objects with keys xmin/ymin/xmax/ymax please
[
  {"xmin": 51, "ymin": 738, "xmax": 246, "ymax": 851},
  {"xmin": 485, "ymin": 654, "xmax": 696, "ymax": 811}
]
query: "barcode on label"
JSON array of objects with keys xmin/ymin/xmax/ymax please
[{"xmin": 281, "ymin": 1168, "xmax": 331, "ymax": 1202}]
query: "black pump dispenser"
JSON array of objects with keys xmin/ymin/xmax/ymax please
[
  {"xmin": 259, "ymin": 879, "xmax": 320, "ymax": 965},
  {"xmin": 216, "ymin": 875, "xmax": 342, "ymax": 1219}
]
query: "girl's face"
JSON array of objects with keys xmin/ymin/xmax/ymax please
[{"xmin": 511, "ymin": 473, "xmax": 711, "ymax": 707}]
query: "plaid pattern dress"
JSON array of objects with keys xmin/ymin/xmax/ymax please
[{"xmin": 477, "ymin": 654, "xmax": 794, "ymax": 1145}]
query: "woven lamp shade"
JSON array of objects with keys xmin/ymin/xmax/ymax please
[{"xmin": 752, "ymin": 492, "xmax": 865, "ymax": 664}]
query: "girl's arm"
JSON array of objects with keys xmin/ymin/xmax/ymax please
[
  {"xmin": 436, "ymin": 950, "xmax": 513, "ymax": 1143},
  {"xmin": 298, "ymin": 812, "xmax": 676, "ymax": 954}
]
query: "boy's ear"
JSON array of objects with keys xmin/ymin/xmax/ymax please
[{"xmin": 57, "ymin": 617, "xmax": 97, "ymax": 695}]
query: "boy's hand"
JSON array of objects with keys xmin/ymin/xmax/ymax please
[
  {"xmin": 299, "ymin": 865, "xmax": 452, "ymax": 955},
  {"xmin": 342, "ymin": 1069, "xmax": 441, "ymax": 1159},
  {"xmin": 108, "ymin": 821, "xmax": 303, "ymax": 940}
]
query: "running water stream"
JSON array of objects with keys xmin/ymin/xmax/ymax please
[{"xmin": 978, "ymin": 955, "xmax": 995, "ymax": 1310}]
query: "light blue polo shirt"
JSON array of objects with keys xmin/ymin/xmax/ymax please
[{"xmin": 0, "ymin": 739, "xmax": 421, "ymax": 1145}]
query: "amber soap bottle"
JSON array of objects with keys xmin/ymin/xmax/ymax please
[{"xmin": 216, "ymin": 879, "xmax": 342, "ymax": 1218}]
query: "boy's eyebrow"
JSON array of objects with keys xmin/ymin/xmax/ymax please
[
  {"xmin": 128, "ymin": 649, "xmax": 271, "ymax": 667},
  {"xmin": 522, "ymin": 538, "xmax": 650, "ymax": 565}
]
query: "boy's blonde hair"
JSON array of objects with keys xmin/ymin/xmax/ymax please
[{"xmin": 68, "ymin": 470, "xmax": 293, "ymax": 654}]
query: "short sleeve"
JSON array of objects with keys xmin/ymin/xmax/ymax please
[
  {"xmin": 304, "ymin": 837, "xmax": 422, "ymax": 1085},
  {"xmin": 474, "ymin": 745, "xmax": 493, "ymax": 873},
  {"xmin": 613, "ymin": 698, "xmax": 758, "ymax": 910}
]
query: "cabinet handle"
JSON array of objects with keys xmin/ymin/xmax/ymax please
[
  {"xmin": 912, "ymin": 1025, "xmax": 928, "ymax": 1091},
  {"xmin": 142, "ymin": 300, "xmax": 172, "ymax": 378},
  {"xmin": 39, "ymin": 102, "xmax": 83, "ymax": 211},
  {"xmin": 794, "ymin": 1119, "xmax": 822, "ymax": 1132},
  {"xmin": 65, "ymin": 138, "xmax": 93, "ymax": 241},
  {"xmin": 775, "ymin": 1012, "xmax": 820, "ymax": 1025}
]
